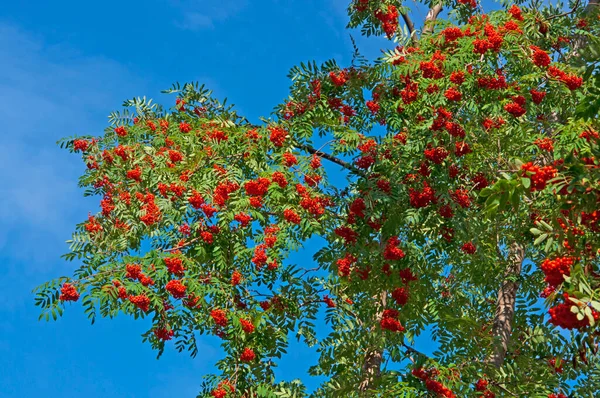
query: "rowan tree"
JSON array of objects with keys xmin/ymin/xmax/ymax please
[{"xmin": 35, "ymin": 0, "xmax": 600, "ymax": 396}]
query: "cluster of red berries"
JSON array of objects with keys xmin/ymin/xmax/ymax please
[
  {"xmin": 579, "ymin": 127, "xmax": 599, "ymax": 142},
  {"xmin": 211, "ymin": 380, "xmax": 235, "ymax": 398},
  {"xmin": 252, "ymin": 245, "xmax": 268, "ymax": 268},
  {"xmin": 481, "ymin": 117, "xmax": 506, "ymax": 131},
  {"xmin": 336, "ymin": 253, "xmax": 356, "ymax": 277},
  {"xmin": 178, "ymin": 121, "xmax": 192, "ymax": 133},
  {"xmin": 365, "ymin": 100, "xmax": 380, "ymax": 114},
  {"xmin": 114, "ymin": 126, "xmax": 127, "ymax": 137},
  {"xmin": 540, "ymin": 257, "xmax": 574, "ymax": 287},
  {"xmin": 73, "ymin": 139, "xmax": 90, "ymax": 152},
  {"xmin": 391, "ymin": 287, "xmax": 409, "ymax": 306},
  {"xmin": 530, "ymin": 89, "xmax": 547, "ymax": 105},
  {"xmin": 154, "ymin": 327, "xmax": 174, "ymax": 341},
  {"xmin": 59, "ymin": 283, "xmax": 80, "ymax": 301},
  {"xmin": 374, "ymin": 5, "xmax": 398, "ymax": 38},
  {"xmin": 451, "ymin": 189, "xmax": 471, "ymax": 208},
  {"xmin": 268, "ymin": 126, "xmax": 288, "ymax": 147},
  {"xmin": 380, "ymin": 309, "xmax": 405, "ymax": 332},
  {"xmin": 534, "ymin": 137, "xmax": 553, "ymax": 151},
  {"xmin": 438, "ymin": 204, "xmax": 454, "ymax": 219},
  {"xmin": 530, "ymin": 46, "xmax": 551, "ymax": 68},
  {"xmin": 477, "ymin": 71, "xmax": 508, "ymax": 90},
  {"xmin": 240, "ymin": 318, "xmax": 255, "ymax": 334},
  {"xmin": 183, "ymin": 293, "xmax": 201, "ymax": 309},
  {"xmin": 409, "ymin": 183, "xmax": 437, "ymax": 208},
  {"xmin": 240, "ymin": 347, "xmax": 256, "ymax": 362},
  {"xmin": 164, "ymin": 255, "xmax": 186, "ymax": 276},
  {"xmin": 211, "ymin": 309, "xmax": 228, "ymax": 327},
  {"xmin": 129, "ymin": 294, "xmax": 151, "ymax": 312},
  {"xmin": 548, "ymin": 295, "xmax": 599, "ymax": 330},
  {"xmin": 444, "ymin": 87, "xmax": 462, "ymax": 102},
  {"xmin": 323, "ymin": 295, "xmax": 336, "ymax": 308},
  {"xmin": 335, "ymin": 225, "xmax": 359, "ymax": 244},
  {"xmin": 355, "ymin": 154, "xmax": 376, "ymax": 169},
  {"xmin": 548, "ymin": 66, "xmax": 584, "ymax": 90},
  {"xmin": 127, "ymin": 166, "xmax": 142, "ymax": 182},
  {"xmin": 471, "ymin": 173, "xmax": 489, "ymax": 190},
  {"xmin": 125, "ymin": 264, "xmax": 155, "ymax": 287},
  {"xmin": 139, "ymin": 193, "xmax": 161, "ymax": 226},
  {"xmin": 244, "ymin": 177, "xmax": 271, "ymax": 197},
  {"xmin": 472, "ymin": 24, "xmax": 503, "ymax": 55},
  {"xmin": 454, "ymin": 142, "xmax": 471, "ymax": 157},
  {"xmin": 85, "ymin": 215, "xmax": 103, "ymax": 234},
  {"xmin": 457, "ymin": 0, "xmax": 477, "ymax": 7},
  {"xmin": 504, "ymin": 95, "xmax": 527, "ymax": 117},
  {"xmin": 329, "ymin": 70, "xmax": 349, "ymax": 86},
  {"xmin": 383, "ymin": 237, "xmax": 406, "ymax": 260},
  {"xmin": 166, "ymin": 279, "xmax": 187, "ymax": 299},
  {"xmin": 234, "ymin": 212, "xmax": 252, "ymax": 227},
  {"xmin": 230, "ymin": 270, "xmax": 242, "ymax": 286},
  {"xmin": 400, "ymin": 79, "xmax": 419, "ymax": 104},
  {"xmin": 213, "ymin": 181, "xmax": 239, "ymax": 206},
  {"xmin": 461, "ymin": 242, "xmax": 477, "ymax": 254},
  {"xmin": 474, "ymin": 379, "xmax": 496, "ymax": 397},
  {"xmin": 411, "ymin": 368, "xmax": 455, "ymax": 398},
  {"xmin": 420, "ymin": 60, "xmax": 444, "ymax": 80},
  {"xmin": 283, "ymin": 209, "xmax": 302, "ymax": 224},
  {"xmin": 271, "ymin": 171, "xmax": 288, "ymax": 188},
  {"xmin": 521, "ymin": 162, "xmax": 557, "ymax": 191},
  {"xmin": 424, "ymin": 146, "xmax": 449, "ymax": 164},
  {"xmin": 441, "ymin": 27, "xmax": 463, "ymax": 43},
  {"xmin": 188, "ymin": 190, "xmax": 205, "ymax": 209}
]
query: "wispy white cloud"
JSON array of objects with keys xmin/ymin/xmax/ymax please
[{"xmin": 173, "ymin": 0, "xmax": 249, "ymax": 31}]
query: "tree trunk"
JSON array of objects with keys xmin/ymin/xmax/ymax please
[
  {"xmin": 358, "ymin": 349, "xmax": 383, "ymax": 393},
  {"xmin": 486, "ymin": 242, "xmax": 525, "ymax": 367},
  {"xmin": 359, "ymin": 291, "xmax": 387, "ymax": 393}
]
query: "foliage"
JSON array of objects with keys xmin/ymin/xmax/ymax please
[{"xmin": 36, "ymin": 1, "xmax": 600, "ymax": 397}]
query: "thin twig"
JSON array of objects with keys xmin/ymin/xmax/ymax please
[
  {"xmin": 162, "ymin": 237, "xmax": 200, "ymax": 252},
  {"xmin": 546, "ymin": 0, "xmax": 582, "ymax": 21}
]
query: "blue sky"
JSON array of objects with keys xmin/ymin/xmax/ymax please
[{"xmin": 0, "ymin": 1, "xmax": 412, "ymax": 397}]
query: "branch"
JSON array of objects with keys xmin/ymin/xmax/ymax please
[
  {"xmin": 163, "ymin": 237, "xmax": 200, "ymax": 252},
  {"xmin": 400, "ymin": 12, "xmax": 416, "ymax": 41},
  {"xmin": 297, "ymin": 143, "xmax": 365, "ymax": 176},
  {"xmin": 489, "ymin": 381, "xmax": 519, "ymax": 397},
  {"xmin": 422, "ymin": 4, "xmax": 443, "ymax": 35},
  {"xmin": 546, "ymin": 0, "xmax": 582, "ymax": 21},
  {"xmin": 402, "ymin": 342, "xmax": 430, "ymax": 360},
  {"xmin": 586, "ymin": 0, "xmax": 600, "ymax": 14}
]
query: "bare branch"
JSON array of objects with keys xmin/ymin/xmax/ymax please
[
  {"xmin": 402, "ymin": 342, "xmax": 430, "ymax": 359},
  {"xmin": 401, "ymin": 12, "xmax": 416, "ymax": 40},
  {"xmin": 297, "ymin": 143, "xmax": 365, "ymax": 175},
  {"xmin": 546, "ymin": 0, "xmax": 582, "ymax": 21}
]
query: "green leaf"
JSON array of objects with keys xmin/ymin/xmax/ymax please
[{"xmin": 534, "ymin": 234, "xmax": 548, "ymax": 246}]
